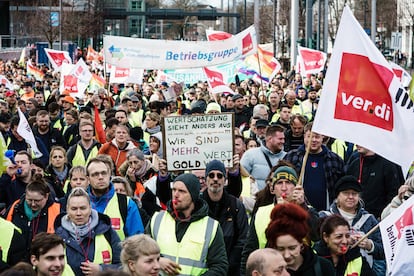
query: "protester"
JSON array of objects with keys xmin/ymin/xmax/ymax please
[
  {"xmin": 5, "ymin": 178, "xmax": 60, "ymax": 262},
  {"xmin": 314, "ymin": 215, "xmax": 375, "ymax": 276},
  {"xmin": 146, "ymin": 173, "xmax": 228, "ymax": 275},
  {"xmin": 265, "ymin": 203, "xmax": 335, "ymax": 276},
  {"xmin": 98, "ymin": 124, "xmax": 137, "ymax": 175},
  {"xmin": 319, "ymin": 175, "xmax": 385, "ymax": 275},
  {"xmin": 245, "ymin": 248, "xmax": 289, "ymax": 276},
  {"xmin": 120, "ymin": 234, "xmax": 161, "ymax": 276},
  {"xmin": 381, "ymin": 174, "xmax": 414, "ymax": 219},
  {"xmin": 45, "ymin": 146, "xmax": 71, "ymax": 199},
  {"xmin": 55, "ymin": 187, "xmax": 121, "ymax": 275},
  {"xmin": 30, "ymin": 233, "xmax": 69, "ymax": 276}
]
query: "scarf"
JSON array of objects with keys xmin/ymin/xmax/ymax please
[
  {"xmin": 24, "ymin": 200, "xmax": 41, "ymax": 221},
  {"xmin": 146, "ymin": 125, "xmax": 161, "ymax": 134},
  {"xmin": 134, "ymin": 159, "xmax": 152, "ymax": 179},
  {"xmin": 61, "ymin": 209, "xmax": 100, "ymax": 242},
  {"xmin": 53, "ymin": 165, "xmax": 68, "ymax": 183}
]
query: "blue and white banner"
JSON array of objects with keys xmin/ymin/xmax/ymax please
[{"xmin": 103, "ymin": 26, "xmax": 257, "ymax": 70}]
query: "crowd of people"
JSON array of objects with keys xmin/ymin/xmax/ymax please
[{"xmin": 0, "ymin": 55, "xmax": 411, "ymax": 276}]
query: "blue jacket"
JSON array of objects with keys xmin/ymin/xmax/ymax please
[
  {"xmin": 87, "ymin": 183, "xmax": 144, "ymax": 237},
  {"xmin": 319, "ymin": 202, "xmax": 385, "ymax": 260},
  {"xmin": 55, "ymin": 212, "xmax": 121, "ymax": 276}
]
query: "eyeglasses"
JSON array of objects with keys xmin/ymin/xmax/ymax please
[
  {"xmin": 89, "ymin": 170, "xmax": 109, "ymax": 178},
  {"xmin": 26, "ymin": 198, "xmax": 45, "ymax": 204},
  {"xmin": 208, "ymin": 172, "xmax": 224, "ymax": 179}
]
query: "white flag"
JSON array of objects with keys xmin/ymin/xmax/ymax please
[
  {"xmin": 312, "ymin": 6, "xmax": 414, "ymax": 175},
  {"xmin": 389, "ymin": 61, "xmax": 412, "ymax": 87},
  {"xmin": 44, "ymin": 48, "xmax": 72, "ymax": 72},
  {"xmin": 297, "ymin": 46, "xmax": 327, "ymax": 76},
  {"xmin": 17, "ymin": 108, "xmax": 43, "ymax": 158},
  {"xmin": 379, "ymin": 195, "xmax": 414, "ymax": 275}
]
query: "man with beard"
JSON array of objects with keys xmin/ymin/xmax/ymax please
[
  {"xmin": 202, "ymin": 160, "xmax": 248, "ymax": 276},
  {"xmin": 33, "ymin": 110, "xmax": 66, "ymax": 166},
  {"xmin": 0, "ymin": 151, "xmax": 35, "ymax": 209},
  {"xmin": 86, "ymin": 157, "xmax": 144, "ymax": 240},
  {"xmin": 301, "ymin": 87, "xmax": 319, "ymax": 121},
  {"xmin": 283, "ymin": 122, "xmax": 345, "ymax": 211},
  {"xmin": 147, "ymin": 173, "xmax": 228, "ymax": 276}
]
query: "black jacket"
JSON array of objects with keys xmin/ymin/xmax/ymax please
[
  {"xmin": 314, "ymin": 241, "xmax": 375, "ymax": 276},
  {"xmin": 4, "ymin": 194, "xmax": 59, "ymax": 262},
  {"xmin": 347, "ymin": 153, "xmax": 404, "ymax": 218},
  {"xmin": 202, "ymin": 191, "xmax": 248, "ymax": 276},
  {"xmin": 287, "ymin": 246, "xmax": 335, "ymax": 276}
]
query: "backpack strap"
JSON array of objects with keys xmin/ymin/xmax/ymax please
[
  {"xmin": 116, "ymin": 193, "xmax": 128, "ymax": 224},
  {"xmin": 352, "ymin": 213, "xmax": 372, "ymax": 231}
]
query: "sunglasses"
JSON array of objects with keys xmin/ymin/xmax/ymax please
[{"xmin": 208, "ymin": 172, "xmax": 224, "ymax": 179}]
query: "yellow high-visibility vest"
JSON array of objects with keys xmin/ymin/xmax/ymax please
[{"xmin": 151, "ymin": 211, "xmax": 219, "ymax": 276}]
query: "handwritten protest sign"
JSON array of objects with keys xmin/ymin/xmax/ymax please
[{"xmin": 163, "ymin": 113, "xmax": 234, "ymax": 171}]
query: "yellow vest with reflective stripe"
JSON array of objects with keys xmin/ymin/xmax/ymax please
[
  {"xmin": 71, "ymin": 144, "xmax": 99, "ymax": 167},
  {"xmin": 104, "ymin": 195, "xmax": 125, "ymax": 240},
  {"xmin": 151, "ymin": 211, "xmax": 219, "ymax": 276},
  {"xmin": 93, "ymin": 233, "xmax": 113, "ymax": 265},
  {"xmin": 62, "ymin": 125, "xmax": 74, "ymax": 146},
  {"xmin": 129, "ymin": 110, "xmax": 144, "ymax": 127},
  {"xmin": 241, "ymin": 176, "xmax": 251, "ymax": 199},
  {"xmin": 62, "ymin": 255, "xmax": 75, "ymax": 276},
  {"xmin": 254, "ymin": 204, "xmax": 274, "ymax": 248},
  {"xmin": 0, "ymin": 218, "xmax": 21, "ymax": 263},
  {"xmin": 344, "ymin": 256, "xmax": 363, "ymax": 276},
  {"xmin": 53, "ymin": 119, "xmax": 63, "ymax": 131}
]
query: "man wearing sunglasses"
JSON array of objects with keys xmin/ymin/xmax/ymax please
[{"xmin": 202, "ymin": 159, "xmax": 248, "ymax": 276}]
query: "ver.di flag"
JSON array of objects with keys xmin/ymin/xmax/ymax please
[
  {"xmin": 297, "ymin": 46, "xmax": 327, "ymax": 76},
  {"xmin": 44, "ymin": 48, "xmax": 72, "ymax": 72},
  {"xmin": 17, "ymin": 108, "xmax": 43, "ymax": 158},
  {"xmin": 379, "ymin": 194, "xmax": 414, "ymax": 275},
  {"xmin": 312, "ymin": 6, "xmax": 414, "ymax": 175}
]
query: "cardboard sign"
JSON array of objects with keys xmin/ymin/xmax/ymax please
[{"xmin": 163, "ymin": 113, "xmax": 234, "ymax": 171}]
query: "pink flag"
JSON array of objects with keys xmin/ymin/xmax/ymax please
[
  {"xmin": 312, "ymin": 6, "xmax": 414, "ymax": 175},
  {"xmin": 298, "ymin": 46, "xmax": 327, "ymax": 76},
  {"xmin": 44, "ymin": 48, "xmax": 72, "ymax": 72}
]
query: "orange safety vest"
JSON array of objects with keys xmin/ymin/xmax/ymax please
[{"xmin": 6, "ymin": 199, "xmax": 60, "ymax": 233}]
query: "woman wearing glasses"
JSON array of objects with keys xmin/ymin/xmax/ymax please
[
  {"xmin": 5, "ymin": 178, "xmax": 61, "ymax": 262},
  {"xmin": 55, "ymin": 187, "xmax": 122, "ymax": 276}
]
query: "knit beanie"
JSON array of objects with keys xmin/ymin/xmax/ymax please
[
  {"xmin": 271, "ymin": 166, "xmax": 298, "ymax": 185},
  {"xmin": 174, "ymin": 173, "xmax": 200, "ymax": 203},
  {"xmin": 205, "ymin": 159, "xmax": 226, "ymax": 178},
  {"xmin": 335, "ymin": 175, "xmax": 361, "ymax": 197}
]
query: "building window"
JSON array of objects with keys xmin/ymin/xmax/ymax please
[{"xmin": 131, "ymin": 1, "xmax": 141, "ymax": 10}]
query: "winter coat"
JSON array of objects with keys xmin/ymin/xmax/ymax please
[
  {"xmin": 55, "ymin": 212, "xmax": 121, "ymax": 276},
  {"xmin": 202, "ymin": 191, "xmax": 248, "ymax": 276}
]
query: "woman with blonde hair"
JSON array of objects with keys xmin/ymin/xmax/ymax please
[
  {"xmin": 45, "ymin": 146, "xmax": 71, "ymax": 198},
  {"xmin": 120, "ymin": 234, "xmax": 160, "ymax": 276},
  {"xmin": 55, "ymin": 187, "xmax": 121, "ymax": 275}
]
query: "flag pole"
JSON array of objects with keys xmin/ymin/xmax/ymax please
[
  {"xmin": 350, "ymin": 223, "xmax": 380, "ymax": 249},
  {"xmin": 297, "ymin": 131, "xmax": 313, "ymax": 186},
  {"xmin": 256, "ymin": 48, "xmax": 265, "ymax": 93}
]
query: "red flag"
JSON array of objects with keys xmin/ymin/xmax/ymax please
[
  {"xmin": 312, "ymin": 5, "xmax": 414, "ymax": 175},
  {"xmin": 203, "ymin": 67, "xmax": 233, "ymax": 94},
  {"xmin": 94, "ymin": 106, "xmax": 106, "ymax": 144}
]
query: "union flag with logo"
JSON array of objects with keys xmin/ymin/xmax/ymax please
[{"xmin": 312, "ymin": 6, "xmax": 414, "ymax": 176}]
